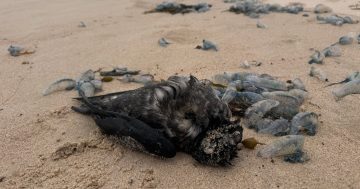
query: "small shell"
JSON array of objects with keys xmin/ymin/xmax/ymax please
[
  {"xmin": 43, "ymin": 78, "xmax": 76, "ymax": 96},
  {"xmin": 101, "ymin": 76, "xmax": 113, "ymax": 82},
  {"xmin": 241, "ymin": 137, "xmax": 265, "ymax": 149}
]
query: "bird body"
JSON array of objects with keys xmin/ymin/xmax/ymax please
[{"xmin": 73, "ymin": 75, "xmax": 242, "ymax": 166}]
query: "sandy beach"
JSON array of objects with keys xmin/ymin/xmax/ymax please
[{"xmin": 0, "ymin": 0, "xmax": 359, "ymax": 188}]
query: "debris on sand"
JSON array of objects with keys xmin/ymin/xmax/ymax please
[
  {"xmin": 8, "ymin": 45, "xmax": 35, "ymax": 57},
  {"xmin": 43, "ymin": 79, "xmax": 77, "ymax": 96},
  {"xmin": 101, "ymin": 76, "xmax": 114, "ymax": 82},
  {"xmin": 258, "ymin": 135, "xmax": 309, "ymax": 163},
  {"xmin": 195, "ymin": 39, "xmax": 218, "ymax": 51},
  {"xmin": 339, "ymin": 35, "xmax": 354, "ymax": 45},
  {"xmin": 290, "ymin": 112, "xmax": 318, "ymax": 136},
  {"xmin": 229, "ymin": 1, "xmax": 303, "ymax": 18},
  {"xmin": 240, "ymin": 60, "xmax": 251, "ymax": 69},
  {"xmin": 43, "ymin": 70, "xmax": 102, "ymax": 97},
  {"xmin": 144, "ymin": 2, "xmax": 212, "ymax": 14},
  {"xmin": 349, "ymin": 2, "xmax": 360, "ymax": 10},
  {"xmin": 317, "ymin": 15, "xmax": 359, "ymax": 26},
  {"xmin": 212, "ymin": 72, "xmax": 318, "ymax": 138},
  {"xmin": 78, "ymin": 21, "xmax": 86, "ymax": 28},
  {"xmin": 118, "ymin": 74, "xmax": 155, "ymax": 84},
  {"xmin": 100, "ymin": 67, "xmax": 140, "ymax": 76},
  {"xmin": 314, "ymin": 4, "xmax": 332, "ymax": 14},
  {"xmin": 308, "ymin": 50, "xmax": 325, "ymax": 64},
  {"xmin": 73, "ymin": 75, "xmax": 243, "ymax": 166},
  {"xmin": 326, "ymin": 71, "xmax": 359, "ymax": 87},
  {"xmin": 241, "ymin": 137, "xmax": 265, "ymax": 149},
  {"xmin": 322, "ymin": 45, "xmax": 341, "ymax": 57},
  {"xmin": 159, "ymin": 37, "xmax": 171, "ymax": 47},
  {"xmin": 256, "ymin": 20, "xmax": 267, "ymax": 28},
  {"xmin": 310, "ymin": 66, "xmax": 328, "ymax": 82},
  {"xmin": 332, "ymin": 76, "xmax": 360, "ymax": 101}
]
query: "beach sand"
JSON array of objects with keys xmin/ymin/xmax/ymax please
[{"xmin": 0, "ymin": 0, "xmax": 359, "ymax": 188}]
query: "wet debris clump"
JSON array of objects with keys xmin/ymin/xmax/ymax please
[
  {"xmin": 309, "ymin": 66, "xmax": 328, "ymax": 82},
  {"xmin": 331, "ymin": 72, "xmax": 360, "ymax": 100},
  {"xmin": 8, "ymin": 45, "xmax": 35, "ymax": 57},
  {"xmin": 317, "ymin": 15, "xmax": 359, "ymax": 26},
  {"xmin": 158, "ymin": 38, "xmax": 171, "ymax": 47},
  {"xmin": 211, "ymin": 72, "xmax": 318, "ymax": 139},
  {"xmin": 100, "ymin": 67, "xmax": 140, "ymax": 76},
  {"xmin": 258, "ymin": 135, "xmax": 309, "ymax": 163},
  {"xmin": 228, "ymin": 0, "xmax": 303, "ymax": 18},
  {"xmin": 78, "ymin": 21, "xmax": 86, "ymax": 28},
  {"xmin": 118, "ymin": 74, "xmax": 155, "ymax": 85},
  {"xmin": 144, "ymin": 2, "xmax": 212, "ymax": 14},
  {"xmin": 314, "ymin": 4, "xmax": 332, "ymax": 14},
  {"xmin": 195, "ymin": 39, "xmax": 218, "ymax": 51},
  {"xmin": 43, "ymin": 70, "xmax": 102, "ymax": 97}
]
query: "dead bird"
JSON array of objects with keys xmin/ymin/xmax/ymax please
[
  {"xmin": 332, "ymin": 77, "xmax": 360, "ymax": 101},
  {"xmin": 100, "ymin": 67, "xmax": 140, "ymax": 76},
  {"xmin": 325, "ymin": 71, "xmax": 359, "ymax": 87},
  {"xmin": 72, "ymin": 75, "xmax": 243, "ymax": 166},
  {"xmin": 43, "ymin": 69, "xmax": 102, "ymax": 97},
  {"xmin": 159, "ymin": 38, "xmax": 171, "ymax": 47},
  {"xmin": 309, "ymin": 66, "xmax": 328, "ymax": 82},
  {"xmin": 144, "ymin": 2, "xmax": 212, "ymax": 14},
  {"xmin": 8, "ymin": 45, "xmax": 35, "ymax": 57},
  {"xmin": 195, "ymin": 40, "xmax": 218, "ymax": 51},
  {"xmin": 308, "ymin": 50, "xmax": 325, "ymax": 64}
]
